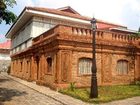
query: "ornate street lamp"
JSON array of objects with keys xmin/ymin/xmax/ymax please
[{"xmin": 90, "ymin": 17, "xmax": 98, "ymax": 98}]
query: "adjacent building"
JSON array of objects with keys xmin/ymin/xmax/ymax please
[
  {"xmin": 0, "ymin": 40, "xmax": 11, "ymax": 72},
  {"xmin": 6, "ymin": 6, "xmax": 140, "ymax": 89}
]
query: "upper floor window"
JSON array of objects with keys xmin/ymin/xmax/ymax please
[
  {"xmin": 116, "ymin": 60, "xmax": 128, "ymax": 75},
  {"xmin": 79, "ymin": 58, "xmax": 92, "ymax": 75}
]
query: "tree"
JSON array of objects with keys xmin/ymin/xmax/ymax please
[
  {"xmin": 0, "ymin": 0, "xmax": 17, "ymax": 24},
  {"xmin": 138, "ymin": 27, "xmax": 140, "ymax": 36}
]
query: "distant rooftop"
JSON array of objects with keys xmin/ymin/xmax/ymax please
[
  {"xmin": 110, "ymin": 27, "xmax": 137, "ymax": 34},
  {"xmin": 0, "ymin": 40, "xmax": 11, "ymax": 49}
]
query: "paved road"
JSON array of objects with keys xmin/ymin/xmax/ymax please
[
  {"xmin": 1, "ymin": 73, "xmax": 140, "ymax": 105},
  {"xmin": 0, "ymin": 73, "xmax": 63, "ymax": 105}
]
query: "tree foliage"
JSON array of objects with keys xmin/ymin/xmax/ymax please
[
  {"xmin": 0, "ymin": 0, "xmax": 17, "ymax": 24},
  {"xmin": 138, "ymin": 27, "xmax": 140, "ymax": 36}
]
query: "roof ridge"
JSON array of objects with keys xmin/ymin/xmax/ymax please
[
  {"xmin": 57, "ymin": 6, "xmax": 80, "ymax": 15},
  {"xmin": 6, "ymin": 6, "xmax": 127, "ymax": 38},
  {"xmin": 27, "ymin": 6, "xmax": 91, "ymax": 20},
  {"xmin": 97, "ymin": 19, "xmax": 126, "ymax": 28},
  {"xmin": 27, "ymin": 6, "xmax": 125, "ymax": 27}
]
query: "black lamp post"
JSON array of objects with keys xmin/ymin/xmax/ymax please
[{"xmin": 90, "ymin": 17, "xmax": 98, "ymax": 98}]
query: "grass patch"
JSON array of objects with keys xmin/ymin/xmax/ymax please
[{"xmin": 59, "ymin": 85, "xmax": 140, "ymax": 104}]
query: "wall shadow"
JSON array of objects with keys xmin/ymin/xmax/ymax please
[{"xmin": 0, "ymin": 78, "xmax": 10, "ymax": 83}]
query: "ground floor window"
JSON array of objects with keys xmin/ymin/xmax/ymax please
[
  {"xmin": 79, "ymin": 58, "xmax": 92, "ymax": 75},
  {"xmin": 116, "ymin": 60, "xmax": 128, "ymax": 75}
]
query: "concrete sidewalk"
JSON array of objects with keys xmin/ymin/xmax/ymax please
[
  {"xmin": 2, "ymin": 73, "xmax": 91, "ymax": 105},
  {"xmin": 2, "ymin": 73, "xmax": 140, "ymax": 105}
]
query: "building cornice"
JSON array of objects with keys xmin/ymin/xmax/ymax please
[{"xmin": 5, "ymin": 9, "xmax": 27, "ymax": 38}]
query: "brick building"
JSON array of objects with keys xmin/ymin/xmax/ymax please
[{"xmin": 6, "ymin": 6, "xmax": 140, "ymax": 89}]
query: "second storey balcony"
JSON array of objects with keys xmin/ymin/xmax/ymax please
[{"xmin": 32, "ymin": 24, "xmax": 140, "ymax": 53}]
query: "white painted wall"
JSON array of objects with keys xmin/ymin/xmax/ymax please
[
  {"xmin": 26, "ymin": 39, "xmax": 32, "ymax": 48},
  {"xmin": 11, "ymin": 17, "xmax": 54, "ymax": 52},
  {"xmin": 0, "ymin": 54, "xmax": 11, "ymax": 60},
  {"xmin": 11, "ymin": 22, "xmax": 33, "ymax": 49},
  {"xmin": 31, "ymin": 19, "xmax": 55, "ymax": 37},
  {"xmin": 11, "ymin": 16, "xmax": 85, "ymax": 55},
  {"xmin": 0, "ymin": 53, "xmax": 11, "ymax": 72}
]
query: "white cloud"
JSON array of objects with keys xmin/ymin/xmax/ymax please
[
  {"xmin": 119, "ymin": 0, "xmax": 140, "ymax": 30},
  {"xmin": 128, "ymin": 0, "xmax": 140, "ymax": 11},
  {"xmin": 16, "ymin": 0, "xmax": 34, "ymax": 6},
  {"xmin": 10, "ymin": 0, "xmax": 140, "ymax": 30},
  {"xmin": 30, "ymin": 0, "xmax": 133, "ymax": 26},
  {"xmin": 33, "ymin": 0, "xmax": 70, "ymax": 8},
  {"xmin": 1, "ymin": 0, "xmax": 140, "ymax": 37}
]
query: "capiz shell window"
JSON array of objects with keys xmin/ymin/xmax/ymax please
[
  {"xmin": 79, "ymin": 58, "xmax": 92, "ymax": 75},
  {"xmin": 116, "ymin": 60, "xmax": 128, "ymax": 75}
]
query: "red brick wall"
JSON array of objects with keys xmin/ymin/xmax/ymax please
[{"xmin": 10, "ymin": 25, "xmax": 140, "ymax": 90}]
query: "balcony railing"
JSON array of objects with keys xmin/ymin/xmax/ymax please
[{"xmin": 33, "ymin": 25, "xmax": 139, "ymax": 45}]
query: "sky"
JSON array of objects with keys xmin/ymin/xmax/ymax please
[{"xmin": 0, "ymin": 0, "xmax": 140, "ymax": 42}]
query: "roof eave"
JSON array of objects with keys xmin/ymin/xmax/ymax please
[
  {"xmin": 5, "ymin": 7, "xmax": 27, "ymax": 38},
  {"xmin": 5, "ymin": 7, "xmax": 91, "ymax": 39}
]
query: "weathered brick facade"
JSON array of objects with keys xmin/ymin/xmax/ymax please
[{"xmin": 10, "ymin": 25, "xmax": 140, "ymax": 90}]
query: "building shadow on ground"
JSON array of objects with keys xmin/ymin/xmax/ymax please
[
  {"xmin": 0, "ymin": 87, "xmax": 27, "ymax": 104},
  {"xmin": 0, "ymin": 78, "xmax": 10, "ymax": 83}
]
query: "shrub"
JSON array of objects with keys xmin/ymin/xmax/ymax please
[
  {"xmin": 69, "ymin": 82, "xmax": 76, "ymax": 91},
  {"xmin": 135, "ymin": 81, "xmax": 140, "ymax": 86}
]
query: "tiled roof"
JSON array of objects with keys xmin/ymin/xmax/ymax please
[
  {"xmin": 0, "ymin": 40, "xmax": 11, "ymax": 49},
  {"xmin": 26, "ymin": 6, "xmax": 125, "ymax": 28},
  {"xmin": 26, "ymin": 6, "xmax": 90, "ymax": 21},
  {"xmin": 6, "ymin": 6, "xmax": 128, "ymax": 38},
  {"xmin": 57, "ymin": 6, "xmax": 81, "ymax": 15},
  {"xmin": 97, "ymin": 22, "xmax": 123, "ymax": 29}
]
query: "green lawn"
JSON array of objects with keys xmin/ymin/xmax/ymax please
[{"xmin": 59, "ymin": 85, "xmax": 140, "ymax": 104}]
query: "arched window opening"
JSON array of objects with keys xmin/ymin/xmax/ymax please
[
  {"xmin": 47, "ymin": 57, "xmax": 52, "ymax": 73},
  {"xmin": 35, "ymin": 56, "xmax": 40, "ymax": 80}
]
